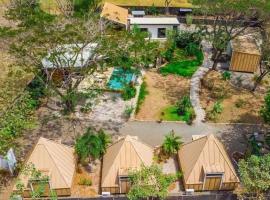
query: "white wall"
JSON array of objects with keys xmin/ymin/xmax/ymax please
[{"xmin": 131, "ymin": 24, "xmax": 179, "ymax": 39}]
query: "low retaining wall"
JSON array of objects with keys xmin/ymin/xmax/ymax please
[{"xmin": 58, "ymin": 192, "xmax": 237, "ymax": 200}]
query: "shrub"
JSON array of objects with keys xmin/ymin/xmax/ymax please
[
  {"xmin": 260, "ymin": 90, "xmax": 270, "ymax": 124},
  {"xmin": 222, "ymin": 71, "xmax": 231, "ymax": 81},
  {"xmin": 177, "ymin": 95, "xmax": 192, "ymax": 115},
  {"xmin": 78, "ymin": 177, "xmax": 92, "ymax": 186},
  {"xmin": 175, "ymin": 31, "xmax": 202, "ymax": 49},
  {"xmin": 235, "ymin": 99, "xmax": 246, "ymax": 108},
  {"xmin": 185, "ymin": 42, "xmax": 199, "ymax": 56},
  {"xmin": 136, "ymin": 81, "xmax": 148, "ymax": 113},
  {"xmin": 207, "ymin": 101, "xmax": 223, "ymax": 121},
  {"xmin": 122, "ymin": 85, "xmax": 136, "ymax": 100},
  {"xmin": 186, "ymin": 14, "xmax": 193, "ymax": 26},
  {"xmin": 124, "ymin": 105, "xmax": 134, "ymax": 118}
]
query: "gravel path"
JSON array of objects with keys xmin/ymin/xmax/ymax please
[{"xmin": 190, "ymin": 41, "xmax": 212, "ymax": 124}]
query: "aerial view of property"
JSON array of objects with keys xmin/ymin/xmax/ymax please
[{"xmin": 1, "ymin": 0, "xmax": 270, "ymax": 199}]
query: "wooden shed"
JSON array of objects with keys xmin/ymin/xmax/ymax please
[
  {"xmin": 178, "ymin": 134, "xmax": 239, "ymax": 191},
  {"xmin": 228, "ymin": 36, "xmax": 261, "ymax": 73},
  {"xmin": 101, "ymin": 135, "xmax": 153, "ymax": 194},
  {"xmin": 14, "ymin": 137, "xmax": 76, "ymax": 197}
]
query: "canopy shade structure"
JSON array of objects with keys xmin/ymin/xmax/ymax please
[
  {"xmin": 178, "ymin": 134, "xmax": 239, "ymax": 191},
  {"xmin": 14, "ymin": 137, "xmax": 76, "ymax": 197},
  {"xmin": 101, "ymin": 135, "xmax": 153, "ymax": 194},
  {"xmin": 42, "ymin": 43, "xmax": 97, "ymax": 69}
]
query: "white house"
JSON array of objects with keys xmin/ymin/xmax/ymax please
[{"xmin": 128, "ymin": 17, "xmax": 180, "ymax": 39}]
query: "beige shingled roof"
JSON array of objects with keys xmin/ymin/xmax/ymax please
[
  {"xmin": 231, "ymin": 36, "xmax": 261, "ymax": 55},
  {"xmin": 16, "ymin": 137, "xmax": 76, "ymax": 190},
  {"xmin": 101, "ymin": 2, "xmax": 128, "ymax": 25},
  {"xmin": 178, "ymin": 134, "xmax": 239, "ymax": 185},
  {"xmin": 101, "ymin": 135, "xmax": 153, "ymax": 188}
]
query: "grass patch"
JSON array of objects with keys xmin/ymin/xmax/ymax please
[
  {"xmin": 160, "ymin": 50, "xmax": 203, "ymax": 78},
  {"xmin": 160, "ymin": 105, "xmax": 190, "ymax": 122},
  {"xmin": 136, "ymin": 81, "xmax": 148, "ymax": 113}
]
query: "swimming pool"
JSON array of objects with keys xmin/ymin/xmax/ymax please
[{"xmin": 107, "ymin": 67, "xmax": 136, "ymax": 91}]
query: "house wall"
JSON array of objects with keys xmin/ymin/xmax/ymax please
[
  {"xmin": 23, "ymin": 188, "xmax": 71, "ymax": 198},
  {"xmin": 185, "ymin": 182, "xmax": 239, "ymax": 191},
  {"xmin": 230, "ymin": 51, "xmax": 261, "ymax": 73},
  {"xmin": 131, "ymin": 24, "xmax": 179, "ymax": 39},
  {"xmin": 101, "ymin": 187, "xmax": 121, "ymax": 194}
]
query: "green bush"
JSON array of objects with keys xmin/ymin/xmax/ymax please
[
  {"xmin": 260, "ymin": 90, "xmax": 270, "ymax": 124},
  {"xmin": 175, "ymin": 31, "xmax": 202, "ymax": 49},
  {"xmin": 136, "ymin": 81, "xmax": 148, "ymax": 113},
  {"xmin": 122, "ymin": 85, "xmax": 136, "ymax": 100},
  {"xmin": 177, "ymin": 95, "xmax": 192, "ymax": 115},
  {"xmin": 124, "ymin": 105, "xmax": 134, "ymax": 118},
  {"xmin": 207, "ymin": 101, "xmax": 223, "ymax": 121},
  {"xmin": 222, "ymin": 71, "xmax": 231, "ymax": 81},
  {"xmin": 78, "ymin": 178, "xmax": 92, "ymax": 186},
  {"xmin": 185, "ymin": 42, "xmax": 199, "ymax": 56}
]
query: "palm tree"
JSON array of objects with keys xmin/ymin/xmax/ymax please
[
  {"xmin": 162, "ymin": 130, "xmax": 183, "ymax": 157},
  {"xmin": 75, "ymin": 128, "xmax": 111, "ymax": 162},
  {"xmin": 97, "ymin": 129, "xmax": 111, "ymax": 155}
]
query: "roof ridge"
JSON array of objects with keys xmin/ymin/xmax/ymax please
[
  {"xmin": 181, "ymin": 135, "xmax": 208, "ymax": 147},
  {"xmin": 212, "ymin": 137, "xmax": 239, "ymax": 180},
  {"xmin": 41, "ymin": 139, "xmax": 70, "ymax": 187},
  {"xmin": 129, "ymin": 139, "xmax": 151, "ymax": 166},
  {"xmin": 101, "ymin": 138, "xmax": 126, "ymax": 185},
  {"xmin": 40, "ymin": 137, "xmax": 73, "ymax": 150},
  {"xmin": 184, "ymin": 136, "xmax": 208, "ymax": 182}
]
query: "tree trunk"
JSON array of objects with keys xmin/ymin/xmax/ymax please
[
  {"xmin": 211, "ymin": 50, "xmax": 222, "ymax": 70},
  {"xmin": 252, "ymin": 71, "xmax": 269, "ymax": 91}
]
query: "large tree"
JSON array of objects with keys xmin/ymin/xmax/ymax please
[
  {"xmin": 252, "ymin": 23, "xmax": 270, "ymax": 91},
  {"xmin": 238, "ymin": 155, "xmax": 270, "ymax": 200},
  {"xmin": 6, "ymin": 1, "xmax": 109, "ymax": 113},
  {"xmin": 128, "ymin": 165, "xmax": 177, "ymax": 200},
  {"xmin": 192, "ymin": 0, "xmax": 270, "ymax": 70}
]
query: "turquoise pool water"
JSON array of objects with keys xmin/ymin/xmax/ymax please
[{"xmin": 107, "ymin": 67, "xmax": 136, "ymax": 90}]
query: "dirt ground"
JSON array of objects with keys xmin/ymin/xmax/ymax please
[
  {"xmin": 201, "ymin": 71, "xmax": 267, "ymax": 123},
  {"xmin": 71, "ymin": 164, "xmax": 101, "ymax": 197},
  {"xmin": 135, "ymin": 70, "xmax": 190, "ymax": 120}
]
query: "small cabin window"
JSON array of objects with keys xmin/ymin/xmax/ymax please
[
  {"xmin": 140, "ymin": 28, "xmax": 148, "ymax": 33},
  {"xmin": 158, "ymin": 28, "xmax": 166, "ymax": 38}
]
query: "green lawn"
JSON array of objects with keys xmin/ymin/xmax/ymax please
[
  {"xmin": 160, "ymin": 105, "xmax": 189, "ymax": 121},
  {"xmin": 160, "ymin": 49, "xmax": 204, "ymax": 78}
]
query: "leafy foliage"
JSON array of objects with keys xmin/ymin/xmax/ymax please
[
  {"xmin": 162, "ymin": 130, "xmax": 183, "ymax": 156},
  {"xmin": 128, "ymin": 165, "xmax": 177, "ymax": 200},
  {"xmin": 122, "ymin": 85, "xmax": 136, "ymax": 100},
  {"xmin": 238, "ymin": 155, "xmax": 270, "ymax": 199},
  {"xmin": 136, "ymin": 81, "xmax": 148, "ymax": 113},
  {"xmin": 177, "ymin": 95, "xmax": 192, "ymax": 115},
  {"xmin": 207, "ymin": 101, "xmax": 223, "ymax": 121},
  {"xmin": 11, "ymin": 163, "xmax": 57, "ymax": 200},
  {"xmin": 222, "ymin": 71, "xmax": 231, "ymax": 81},
  {"xmin": 75, "ymin": 128, "xmax": 111, "ymax": 162},
  {"xmin": 260, "ymin": 90, "xmax": 270, "ymax": 125},
  {"xmin": 160, "ymin": 32, "xmax": 204, "ymax": 77}
]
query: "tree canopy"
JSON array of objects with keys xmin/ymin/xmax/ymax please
[
  {"xmin": 238, "ymin": 154, "xmax": 270, "ymax": 199},
  {"xmin": 128, "ymin": 165, "xmax": 177, "ymax": 200}
]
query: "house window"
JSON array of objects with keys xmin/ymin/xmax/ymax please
[
  {"xmin": 140, "ymin": 28, "xmax": 148, "ymax": 33},
  {"xmin": 157, "ymin": 28, "xmax": 166, "ymax": 38},
  {"xmin": 173, "ymin": 26, "xmax": 178, "ymax": 31}
]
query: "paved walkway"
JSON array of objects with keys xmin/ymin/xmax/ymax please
[
  {"xmin": 190, "ymin": 41, "xmax": 212, "ymax": 124},
  {"xmin": 119, "ymin": 121, "xmax": 266, "ymax": 155}
]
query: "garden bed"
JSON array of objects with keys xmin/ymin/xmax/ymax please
[
  {"xmin": 200, "ymin": 71, "xmax": 266, "ymax": 123},
  {"xmin": 135, "ymin": 71, "xmax": 190, "ymax": 121}
]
